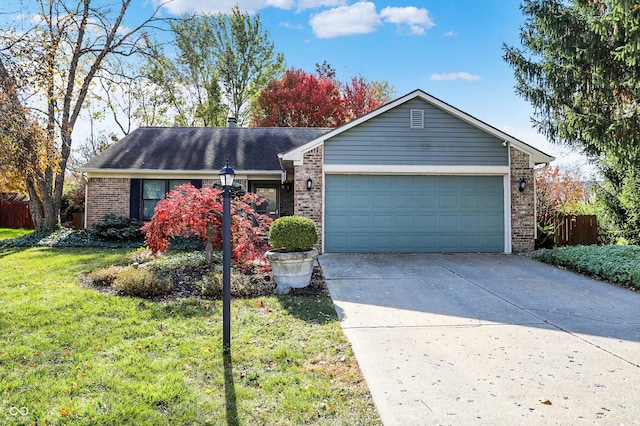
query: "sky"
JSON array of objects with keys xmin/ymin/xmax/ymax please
[
  {"xmin": 142, "ymin": 0, "xmax": 586, "ymax": 169},
  {"xmin": 2, "ymin": 0, "xmax": 587, "ymax": 170}
]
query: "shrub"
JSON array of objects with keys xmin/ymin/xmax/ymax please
[
  {"xmin": 199, "ymin": 271, "xmax": 223, "ymax": 298},
  {"xmin": 124, "ymin": 247, "xmax": 158, "ymax": 265},
  {"xmin": 90, "ymin": 214, "xmax": 143, "ymax": 242},
  {"xmin": 113, "ymin": 266, "xmax": 173, "ymax": 298},
  {"xmin": 86, "ymin": 265, "xmax": 126, "ymax": 286},
  {"xmin": 268, "ymin": 216, "xmax": 318, "ymax": 252},
  {"xmin": 536, "ymin": 224, "xmax": 554, "ymax": 249},
  {"xmin": 536, "ymin": 245, "xmax": 640, "ymax": 289},
  {"xmin": 198, "ymin": 269, "xmax": 274, "ymax": 298}
]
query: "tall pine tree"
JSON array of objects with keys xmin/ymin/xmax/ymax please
[{"xmin": 503, "ymin": 0, "xmax": 640, "ymax": 242}]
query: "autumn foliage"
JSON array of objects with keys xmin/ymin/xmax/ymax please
[
  {"xmin": 142, "ymin": 184, "xmax": 272, "ymax": 264},
  {"xmin": 536, "ymin": 165, "xmax": 586, "ymax": 226},
  {"xmin": 251, "ymin": 68, "xmax": 389, "ymax": 127}
]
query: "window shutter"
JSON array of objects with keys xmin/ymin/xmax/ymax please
[
  {"xmin": 191, "ymin": 179, "xmax": 203, "ymax": 189},
  {"xmin": 130, "ymin": 179, "xmax": 141, "ymax": 220},
  {"xmin": 410, "ymin": 109, "xmax": 424, "ymax": 129}
]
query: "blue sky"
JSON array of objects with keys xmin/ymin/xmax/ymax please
[
  {"xmin": 142, "ymin": 0, "xmax": 581, "ymax": 165},
  {"xmin": 2, "ymin": 0, "xmax": 584, "ymax": 167}
]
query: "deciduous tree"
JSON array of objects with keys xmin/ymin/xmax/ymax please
[
  {"xmin": 251, "ymin": 67, "xmax": 393, "ymax": 127},
  {"xmin": 142, "ymin": 184, "xmax": 271, "ymax": 265},
  {"xmin": 142, "ymin": 6, "xmax": 284, "ymax": 126},
  {"xmin": 0, "ymin": 0, "xmax": 163, "ymax": 231},
  {"xmin": 536, "ymin": 165, "xmax": 585, "ymax": 227},
  {"xmin": 250, "ymin": 68, "xmax": 345, "ymax": 127}
]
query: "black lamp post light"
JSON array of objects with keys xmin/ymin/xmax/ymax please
[{"xmin": 219, "ymin": 160, "xmax": 235, "ymax": 352}]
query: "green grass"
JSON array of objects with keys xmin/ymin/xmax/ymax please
[
  {"xmin": 536, "ymin": 245, "xmax": 640, "ymax": 289},
  {"xmin": 0, "ymin": 247, "xmax": 380, "ymax": 425},
  {"xmin": 0, "ymin": 228, "xmax": 33, "ymax": 240}
]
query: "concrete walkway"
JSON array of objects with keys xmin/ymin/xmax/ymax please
[{"xmin": 319, "ymin": 253, "xmax": 640, "ymax": 425}]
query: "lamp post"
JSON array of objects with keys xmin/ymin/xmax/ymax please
[{"xmin": 219, "ymin": 160, "xmax": 235, "ymax": 352}]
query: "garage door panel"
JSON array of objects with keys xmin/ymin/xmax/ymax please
[
  {"xmin": 395, "ymin": 214, "xmax": 416, "ymax": 229},
  {"xmin": 395, "ymin": 194, "xmax": 416, "ymax": 209},
  {"xmin": 439, "ymin": 194, "xmax": 458, "ymax": 208},
  {"xmin": 372, "ymin": 195, "xmax": 389, "ymax": 208},
  {"xmin": 417, "ymin": 195, "xmax": 438, "ymax": 208},
  {"xmin": 325, "ymin": 213, "xmax": 349, "ymax": 229},
  {"xmin": 350, "ymin": 215, "xmax": 372, "ymax": 228},
  {"xmin": 325, "ymin": 175, "xmax": 504, "ymax": 252},
  {"xmin": 461, "ymin": 194, "xmax": 480, "ymax": 209}
]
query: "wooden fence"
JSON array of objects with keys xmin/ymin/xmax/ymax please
[
  {"xmin": 554, "ymin": 214, "xmax": 598, "ymax": 246},
  {"xmin": 0, "ymin": 198, "xmax": 34, "ymax": 229}
]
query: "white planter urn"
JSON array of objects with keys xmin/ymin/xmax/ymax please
[{"xmin": 265, "ymin": 248, "xmax": 318, "ymax": 295}]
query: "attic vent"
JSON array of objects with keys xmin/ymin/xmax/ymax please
[{"xmin": 410, "ymin": 109, "xmax": 424, "ymax": 129}]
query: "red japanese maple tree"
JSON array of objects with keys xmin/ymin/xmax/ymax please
[{"xmin": 142, "ymin": 184, "xmax": 272, "ymax": 264}]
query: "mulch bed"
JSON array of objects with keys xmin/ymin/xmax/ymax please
[{"xmin": 84, "ymin": 265, "xmax": 327, "ymax": 300}]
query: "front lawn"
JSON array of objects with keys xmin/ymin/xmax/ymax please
[
  {"xmin": 0, "ymin": 228, "xmax": 33, "ymax": 240},
  {"xmin": 0, "ymin": 247, "xmax": 380, "ymax": 425},
  {"xmin": 536, "ymin": 245, "xmax": 640, "ymax": 290}
]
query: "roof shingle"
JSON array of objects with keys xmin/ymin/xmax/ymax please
[{"xmin": 81, "ymin": 127, "xmax": 331, "ymax": 172}]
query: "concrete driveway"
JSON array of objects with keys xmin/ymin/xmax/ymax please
[{"xmin": 319, "ymin": 253, "xmax": 640, "ymax": 425}]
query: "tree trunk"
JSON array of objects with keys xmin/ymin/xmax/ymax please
[
  {"xmin": 205, "ymin": 221, "xmax": 214, "ymax": 263},
  {"xmin": 26, "ymin": 174, "xmax": 59, "ymax": 232}
]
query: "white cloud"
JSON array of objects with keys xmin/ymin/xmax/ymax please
[
  {"xmin": 266, "ymin": 0, "xmax": 296, "ymax": 8},
  {"xmin": 310, "ymin": 2, "xmax": 380, "ymax": 38},
  {"xmin": 443, "ymin": 30, "xmax": 458, "ymax": 37},
  {"xmin": 380, "ymin": 6, "xmax": 434, "ymax": 35},
  {"xmin": 297, "ymin": 0, "xmax": 347, "ymax": 10},
  {"xmin": 430, "ymin": 72, "xmax": 482, "ymax": 81},
  {"xmin": 158, "ymin": 0, "xmax": 290, "ymax": 15}
]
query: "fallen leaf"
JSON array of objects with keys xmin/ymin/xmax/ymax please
[
  {"xmin": 539, "ymin": 399, "xmax": 552, "ymax": 405},
  {"xmin": 60, "ymin": 409, "xmax": 70, "ymax": 416}
]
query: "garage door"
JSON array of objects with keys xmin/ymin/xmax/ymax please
[{"xmin": 325, "ymin": 175, "xmax": 504, "ymax": 253}]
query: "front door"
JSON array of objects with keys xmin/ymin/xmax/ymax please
[{"xmin": 252, "ymin": 184, "xmax": 280, "ymax": 219}]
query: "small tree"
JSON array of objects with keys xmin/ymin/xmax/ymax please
[
  {"xmin": 142, "ymin": 184, "xmax": 271, "ymax": 264},
  {"xmin": 536, "ymin": 165, "xmax": 586, "ymax": 227}
]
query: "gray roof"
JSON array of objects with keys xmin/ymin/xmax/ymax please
[{"xmin": 80, "ymin": 127, "xmax": 332, "ymax": 172}]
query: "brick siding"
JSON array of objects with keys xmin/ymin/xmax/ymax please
[
  {"xmin": 293, "ymin": 146, "xmax": 323, "ymax": 250},
  {"xmin": 85, "ymin": 177, "xmax": 130, "ymax": 227},
  {"xmin": 510, "ymin": 147, "xmax": 535, "ymax": 252}
]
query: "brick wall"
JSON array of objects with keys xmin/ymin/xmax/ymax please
[
  {"xmin": 85, "ymin": 177, "xmax": 130, "ymax": 227},
  {"xmin": 294, "ymin": 146, "xmax": 323, "ymax": 250},
  {"xmin": 510, "ymin": 147, "xmax": 535, "ymax": 252}
]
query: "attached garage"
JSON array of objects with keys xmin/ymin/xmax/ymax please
[
  {"xmin": 281, "ymin": 89, "xmax": 555, "ymax": 254},
  {"xmin": 325, "ymin": 174, "xmax": 505, "ymax": 253}
]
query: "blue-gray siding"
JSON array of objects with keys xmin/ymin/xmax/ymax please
[
  {"xmin": 324, "ymin": 99, "xmax": 509, "ymax": 166},
  {"xmin": 325, "ymin": 175, "xmax": 504, "ymax": 253}
]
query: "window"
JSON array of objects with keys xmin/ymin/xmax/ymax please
[
  {"xmin": 254, "ymin": 185, "xmax": 278, "ymax": 216},
  {"xmin": 142, "ymin": 179, "xmax": 190, "ymax": 220}
]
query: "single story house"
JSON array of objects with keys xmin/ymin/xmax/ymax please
[{"xmin": 80, "ymin": 89, "xmax": 555, "ymax": 253}]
